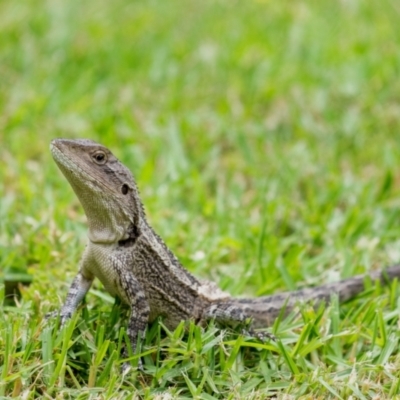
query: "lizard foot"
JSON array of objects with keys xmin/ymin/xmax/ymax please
[
  {"xmin": 45, "ymin": 310, "xmax": 72, "ymax": 326},
  {"xmin": 45, "ymin": 311, "xmax": 59, "ymax": 320},
  {"xmin": 121, "ymin": 358, "xmax": 144, "ymax": 375},
  {"xmin": 242, "ymin": 328, "xmax": 276, "ymax": 342}
]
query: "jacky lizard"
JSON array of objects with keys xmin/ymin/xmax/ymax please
[{"xmin": 50, "ymin": 138, "xmax": 400, "ymax": 370}]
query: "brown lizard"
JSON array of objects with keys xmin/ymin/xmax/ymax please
[{"xmin": 50, "ymin": 138, "xmax": 400, "ymax": 371}]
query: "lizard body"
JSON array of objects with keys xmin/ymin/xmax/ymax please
[{"xmin": 50, "ymin": 138, "xmax": 400, "ymax": 369}]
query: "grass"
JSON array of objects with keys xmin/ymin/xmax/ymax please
[{"xmin": 1, "ymin": 0, "xmax": 400, "ymax": 397}]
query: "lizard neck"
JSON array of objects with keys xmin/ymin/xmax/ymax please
[{"xmin": 84, "ymin": 199, "xmax": 133, "ymax": 244}]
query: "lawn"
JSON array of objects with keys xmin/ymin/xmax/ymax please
[{"xmin": 1, "ymin": 0, "xmax": 400, "ymax": 398}]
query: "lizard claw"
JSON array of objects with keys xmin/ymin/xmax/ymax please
[
  {"xmin": 45, "ymin": 311, "xmax": 59, "ymax": 320},
  {"xmin": 242, "ymin": 328, "xmax": 276, "ymax": 342},
  {"xmin": 121, "ymin": 361, "xmax": 132, "ymax": 375},
  {"xmin": 121, "ymin": 358, "xmax": 144, "ymax": 375},
  {"xmin": 45, "ymin": 310, "xmax": 72, "ymax": 327}
]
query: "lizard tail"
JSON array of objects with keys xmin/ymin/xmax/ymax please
[{"xmin": 226, "ymin": 264, "xmax": 400, "ymax": 328}]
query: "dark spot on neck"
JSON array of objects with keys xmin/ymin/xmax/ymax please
[{"xmin": 118, "ymin": 223, "xmax": 140, "ymax": 247}]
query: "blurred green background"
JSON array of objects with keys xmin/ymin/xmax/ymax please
[
  {"xmin": 1, "ymin": 0, "xmax": 400, "ymax": 396},
  {"xmin": 2, "ymin": 0, "xmax": 400, "ymax": 291}
]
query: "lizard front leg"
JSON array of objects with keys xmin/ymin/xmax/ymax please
[
  {"xmin": 112, "ymin": 259, "xmax": 150, "ymax": 372},
  {"xmin": 46, "ymin": 269, "xmax": 94, "ymax": 324},
  {"xmin": 59, "ymin": 272, "xmax": 94, "ymax": 324},
  {"xmin": 49, "ymin": 248, "xmax": 95, "ymax": 324}
]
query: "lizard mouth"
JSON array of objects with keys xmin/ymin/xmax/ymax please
[
  {"xmin": 50, "ymin": 140, "xmax": 127, "ymax": 199},
  {"xmin": 50, "ymin": 142, "xmax": 90, "ymax": 180},
  {"xmin": 50, "ymin": 141, "xmax": 107, "ymax": 192}
]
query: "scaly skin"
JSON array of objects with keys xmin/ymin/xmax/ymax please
[{"xmin": 50, "ymin": 138, "xmax": 400, "ymax": 370}]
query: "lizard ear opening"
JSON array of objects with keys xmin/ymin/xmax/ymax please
[{"xmin": 121, "ymin": 184, "xmax": 129, "ymax": 195}]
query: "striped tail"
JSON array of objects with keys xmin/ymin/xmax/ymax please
[{"xmin": 226, "ymin": 265, "xmax": 400, "ymax": 328}]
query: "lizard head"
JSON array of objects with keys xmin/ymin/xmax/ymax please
[{"xmin": 50, "ymin": 138, "xmax": 144, "ymax": 244}]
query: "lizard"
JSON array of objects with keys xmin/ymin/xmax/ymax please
[{"xmin": 49, "ymin": 138, "xmax": 400, "ymax": 371}]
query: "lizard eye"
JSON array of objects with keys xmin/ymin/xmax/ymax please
[
  {"xmin": 121, "ymin": 184, "xmax": 129, "ymax": 195},
  {"xmin": 92, "ymin": 151, "xmax": 107, "ymax": 165}
]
